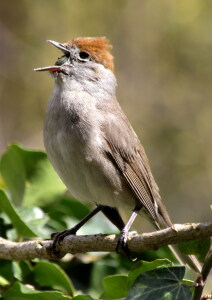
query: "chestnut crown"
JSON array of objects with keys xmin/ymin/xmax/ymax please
[{"xmin": 64, "ymin": 37, "xmax": 114, "ymax": 72}]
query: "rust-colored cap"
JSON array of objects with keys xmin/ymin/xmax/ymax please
[{"xmin": 66, "ymin": 37, "xmax": 114, "ymax": 72}]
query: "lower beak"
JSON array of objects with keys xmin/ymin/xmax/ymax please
[{"xmin": 34, "ymin": 66, "xmax": 61, "ymax": 72}]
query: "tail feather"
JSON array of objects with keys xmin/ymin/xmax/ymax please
[
  {"xmin": 155, "ymin": 219, "xmax": 202, "ymax": 273},
  {"xmin": 169, "ymin": 244, "xmax": 202, "ymax": 273}
]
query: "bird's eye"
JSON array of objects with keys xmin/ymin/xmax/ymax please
[{"xmin": 78, "ymin": 51, "xmax": 90, "ymax": 61}]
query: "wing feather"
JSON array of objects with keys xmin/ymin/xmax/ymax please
[
  {"xmin": 101, "ymin": 101, "xmax": 172, "ymax": 227},
  {"xmin": 106, "ymin": 139, "xmax": 158, "ymax": 221}
]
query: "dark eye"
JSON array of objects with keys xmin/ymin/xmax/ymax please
[{"xmin": 78, "ymin": 51, "xmax": 90, "ymax": 61}]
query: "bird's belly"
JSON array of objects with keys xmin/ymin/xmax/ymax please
[{"xmin": 44, "ymin": 127, "xmax": 135, "ymax": 210}]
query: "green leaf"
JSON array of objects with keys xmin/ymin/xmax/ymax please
[
  {"xmin": 23, "ymin": 155, "xmax": 66, "ymax": 207},
  {"xmin": 0, "ymin": 260, "xmax": 13, "ymax": 282},
  {"xmin": 0, "ymin": 144, "xmax": 66, "ymax": 207},
  {"xmin": 163, "ymin": 293, "xmax": 172, "ymax": 300},
  {"xmin": 33, "ymin": 261, "xmax": 74, "ymax": 296},
  {"xmin": 16, "ymin": 261, "xmax": 33, "ymax": 282},
  {"xmin": 72, "ymin": 296, "xmax": 93, "ymax": 300},
  {"xmin": 127, "ymin": 259, "xmax": 172, "ymax": 288},
  {"xmin": 2, "ymin": 282, "xmax": 71, "ymax": 300},
  {"xmin": 45, "ymin": 196, "xmax": 90, "ymax": 222},
  {"xmin": 90, "ymin": 259, "xmax": 118, "ymax": 295},
  {"xmin": 12, "ymin": 261, "xmax": 33, "ymax": 283},
  {"xmin": 179, "ymin": 238, "xmax": 210, "ymax": 262},
  {"xmin": 17, "ymin": 206, "xmax": 50, "ymax": 238},
  {"xmin": 0, "ymin": 144, "xmax": 26, "ymax": 206},
  {"xmin": 44, "ymin": 196, "xmax": 90, "ymax": 233},
  {"xmin": 0, "ymin": 275, "xmax": 9, "ymax": 286},
  {"xmin": 0, "ymin": 189, "xmax": 37, "ymax": 237},
  {"xmin": 12, "ymin": 261, "xmax": 23, "ymax": 281},
  {"xmin": 126, "ymin": 266, "xmax": 192, "ymax": 300},
  {"xmin": 101, "ymin": 274, "xmax": 128, "ymax": 299}
]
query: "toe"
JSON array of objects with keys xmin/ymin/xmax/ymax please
[
  {"xmin": 51, "ymin": 231, "xmax": 58, "ymax": 239},
  {"xmin": 116, "ymin": 232, "xmax": 137, "ymax": 261}
]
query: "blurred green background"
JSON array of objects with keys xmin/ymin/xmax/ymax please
[{"xmin": 0, "ymin": 0, "xmax": 211, "ymax": 225}]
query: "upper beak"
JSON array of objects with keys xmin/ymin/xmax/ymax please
[
  {"xmin": 34, "ymin": 40, "xmax": 70, "ymax": 72},
  {"xmin": 46, "ymin": 40, "xmax": 70, "ymax": 55}
]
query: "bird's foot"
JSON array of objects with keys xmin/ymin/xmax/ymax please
[
  {"xmin": 116, "ymin": 230, "xmax": 137, "ymax": 261},
  {"xmin": 51, "ymin": 228, "xmax": 77, "ymax": 257}
]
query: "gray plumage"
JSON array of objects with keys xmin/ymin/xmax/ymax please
[{"xmin": 36, "ymin": 37, "xmax": 201, "ymax": 273}]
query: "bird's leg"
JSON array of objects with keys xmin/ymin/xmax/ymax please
[
  {"xmin": 116, "ymin": 205, "xmax": 141, "ymax": 260},
  {"xmin": 101, "ymin": 206, "xmax": 125, "ymax": 231},
  {"xmin": 51, "ymin": 205, "xmax": 103, "ymax": 255}
]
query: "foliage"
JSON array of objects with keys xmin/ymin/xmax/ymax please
[
  {"xmin": 1, "ymin": 0, "xmax": 212, "ymax": 228},
  {"xmin": 0, "ymin": 144, "xmax": 211, "ymax": 299}
]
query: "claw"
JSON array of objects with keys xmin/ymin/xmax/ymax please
[
  {"xmin": 51, "ymin": 231, "xmax": 58, "ymax": 239},
  {"xmin": 51, "ymin": 228, "xmax": 77, "ymax": 256},
  {"xmin": 116, "ymin": 231, "xmax": 137, "ymax": 261}
]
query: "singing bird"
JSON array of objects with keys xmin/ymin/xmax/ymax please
[{"xmin": 35, "ymin": 37, "xmax": 201, "ymax": 272}]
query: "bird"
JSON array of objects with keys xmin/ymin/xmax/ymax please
[{"xmin": 34, "ymin": 37, "xmax": 201, "ymax": 272}]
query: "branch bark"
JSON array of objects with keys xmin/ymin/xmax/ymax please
[
  {"xmin": 193, "ymin": 246, "xmax": 212, "ymax": 300},
  {"xmin": 0, "ymin": 222, "xmax": 211, "ymax": 261}
]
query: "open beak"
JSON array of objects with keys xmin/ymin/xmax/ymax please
[
  {"xmin": 34, "ymin": 40, "xmax": 70, "ymax": 72},
  {"xmin": 46, "ymin": 40, "xmax": 70, "ymax": 55}
]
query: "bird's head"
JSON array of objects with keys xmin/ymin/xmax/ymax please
[{"xmin": 34, "ymin": 37, "xmax": 114, "ymax": 79}]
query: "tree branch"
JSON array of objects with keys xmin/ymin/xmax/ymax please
[
  {"xmin": 193, "ymin": 245, "xmax": 212, "ymax": 300},
  {"xmin": 0, "ymin": 222, "xmax": 211, "ymax": 261}
]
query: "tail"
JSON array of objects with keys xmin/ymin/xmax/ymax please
[
  {"xmin": 168, "ymin": 244, "xmax": 201, "ymax": 273},
  {"xmin": 154, "ymin": 217, "xmax": 202, "ymax": 273}
]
